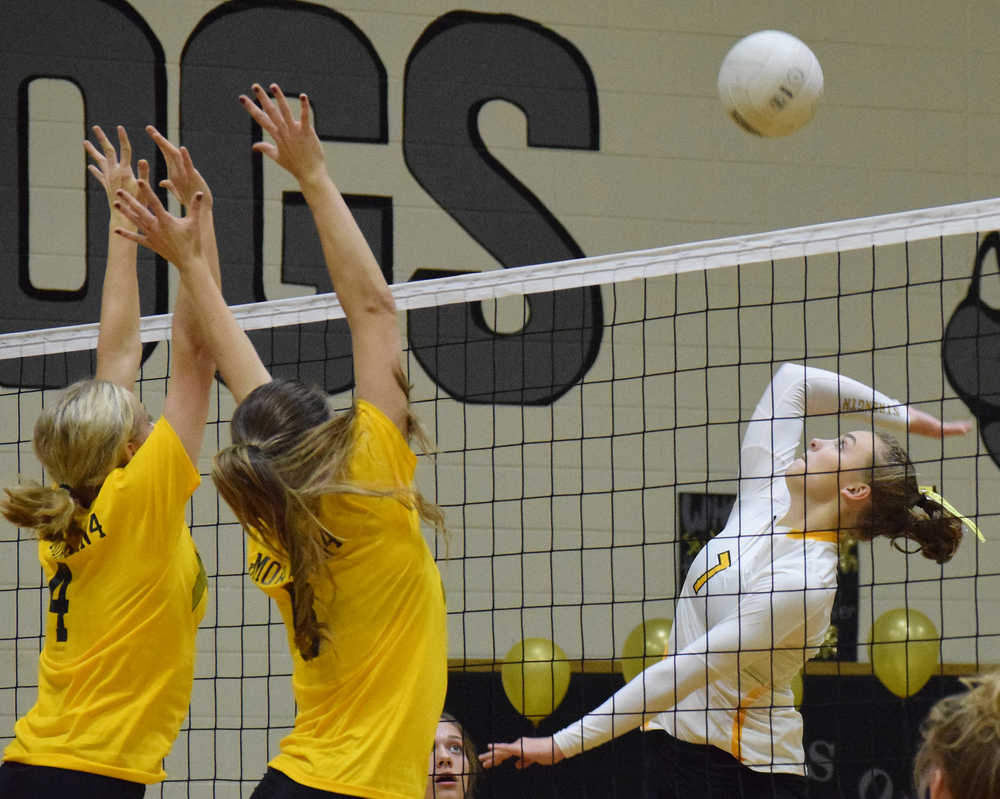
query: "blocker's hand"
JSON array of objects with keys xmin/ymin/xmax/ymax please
[
  {"xmin": 479, "ymin": 736, "xmax": 565, "ymax": 770},
  {"xmin": 113, "ymin": 180, "xmax": 206, "ymax": 272},
  {"xmin": 238, "ymin": 82, "xmax": 326, "ymax": 187},
  {"xmin": 84, "ymin": 124, "xmax": 148, "ymax": 221},
  {"xmin": 146, "ymin": 125, "xmax": 212, "ymax": 210}
]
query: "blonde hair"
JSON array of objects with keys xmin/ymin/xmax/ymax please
[
  {"xmin": 212, "ymin": 377, "xmax": 445, "ymax": 661},
  {"xmin": 913, "ymin": 672, "xmax": 1000, "ymax": 799},
  {"xmin": 1, "ymin": 380, "xmax": 145, "ymax": 549}
]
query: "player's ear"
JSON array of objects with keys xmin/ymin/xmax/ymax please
[
  {"xmin": 927, "ymin": 767, "xmax": 952, "ymax": 799},
  {"xmin": 840, "ymin": 481, "xmax": 871, "ymax": 503}
]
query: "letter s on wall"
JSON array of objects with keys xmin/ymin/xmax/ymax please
[{"xmin": 403, "ymin": 11, "xmax": 603, "ymax": 405}]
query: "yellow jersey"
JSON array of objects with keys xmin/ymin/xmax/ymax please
[
  {"xmin": 247, "ymin": 400, "xmax": 447, "ymax": 799},
  {"xmin": 4, "ymin": 417, "xmax": 206, "ymax": 784}
]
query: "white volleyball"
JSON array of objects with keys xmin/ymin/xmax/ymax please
[{"xmin": 718, "ymin": 30, "xmax": 824, "ymax": 138}]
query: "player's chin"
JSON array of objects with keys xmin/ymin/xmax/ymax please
[
  {"xmin": 432, "ymin": 779, "xmax": 463, "ymax": 798},
  {"xmin": 785, "ymin": 457, "xmax": 805, "ymax": 476}
]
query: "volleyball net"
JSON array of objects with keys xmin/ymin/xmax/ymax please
[{"xmin": 1, "ymin": 198, "xmax": 1000, "ymax": 795}]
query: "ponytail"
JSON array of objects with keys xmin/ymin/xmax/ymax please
[
  {"xmin": 214, "ymin": 441, "xmax": 327, "ymax": 658},
  {"xmin": 1, "ymin": 379, "xmax": 139, "ymax": 550},
  {"xmin": 2, "ymin": 483, "xmax": 85, "ymax": 551},
  {"xmin": 854, "ymin": 433, "xmax": 965, "ymax": 564}
]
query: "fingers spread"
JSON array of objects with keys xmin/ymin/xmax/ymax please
[
  {"xmin": 83, "ymin": 139, "xmax": 103, "ymax": 166},
  {"xmin": 270, "ymin": 83, "xmax": 295, "ymax": 125},
  {"xmin": 114, "ymin": 188, "xmax": 152, "ymax": 227},
  {"xmin": 298, "ymin": 93, "xmax": 312, "ymax": 129},
  {"xmin": 86, "ymin": 163, "xmax": 106, "ymax": 186},
  {"xmin": 92, "ymin": 124, "xmax": 115, "ymax": 158},
  {"xmin": 116, "ymin": 125, "xmax": 131, "ymax": 164},
  {"xmin": 239, "ymin": 94, "xmax": 277, "ymax": 134},
  {"xmin": 252, "ymin": 83, "xmax": 281, "ymax": 126},
  {"xmin": 113, "ymin": 227, "xmax": 145, "ymax": 245}
]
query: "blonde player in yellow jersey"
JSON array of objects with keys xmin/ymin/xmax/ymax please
[
  {"xmin": 0, "ymin": 125, "xmax": 220, "ymax": 797},
  {"xmin": 114, "ymin": 82, "xmax": 448, "ymax": 799}
]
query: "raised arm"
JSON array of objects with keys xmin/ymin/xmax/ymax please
[
  {"xmin": 739, "ymin": 364, "xmax": 909, "ymax": 481},
  {"xmin": 144, "ymin": 128, "xmax": 223, "ymax": 462},
  {"xmin": 86, "ymin": 125, "xmax": 144, "ymax": 389},
  {"xmin": 114, "ymin": 180, "xmax": 271, "ymax": 407},
  {"xmin": 239, "ymin": 83, "xmax": 407, "ymax": 432}
]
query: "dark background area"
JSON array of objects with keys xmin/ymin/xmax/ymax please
[{"xmin": 447, "ymin": 669, "xmax": 962, "ymax": 799}]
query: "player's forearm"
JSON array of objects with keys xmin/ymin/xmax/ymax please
[
  {"xmin": 169, "ymin": 213, "xmax": 221, "ymax": 379},
  {"xmin": 95, "ymin": 216, "xmax": 142, "ymax": 387},
  {"xmin": 552, "ymin": 650, "xmax": 715, "ymax": 758},
  {"xmin": 298, "ymin": 172, "xmax": 396, "ymax": 321},
  {"xmin": 177, "ymin": 261, "xmax": 270, "ymax": 403},
  {"xmin": 799, "ymin": 364, "xmax": 907, "ymax": 431}
]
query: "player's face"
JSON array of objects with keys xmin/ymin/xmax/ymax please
[
  {"xmin": 785, "ymin": 431, "xmax": 877, "ymax": 502},
  {"xmin": 425, "ymin": 721, "xmax": 470, "ymax": 799}
]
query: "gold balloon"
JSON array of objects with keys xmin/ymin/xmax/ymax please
[
  {"xmin": 870, "ymin": 608, "xmax": 939, "ymax": 698},
  {"xmin": 620, "ymin": 618, "xmax": 672, "ymax": 683},
  {"xmin": 501, "ymin": 638, "xmax": 571, "ymax": 723}
]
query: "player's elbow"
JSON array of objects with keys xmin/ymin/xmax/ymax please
[{"xmin": 359, "ymin": 283, "xmax": 397, "ymax": 318}]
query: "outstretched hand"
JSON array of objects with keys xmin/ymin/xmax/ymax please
[
  {"xmin": 146, "ymin": 125, "xmax": 212, "ymax": 209},
  {"xmin": 113, "ymin": 180, "xmax": 206, "ymax": 271},
  {"xmin": 238, "ymin": 82, "xmax": 326, "ymax": 186},
  {"xmin": 479, "ymin": 736, "xmax": 565, "ymax": 770},
  {"xmin": 84, "ymin": 125, "xmax": 148, "ymax": 218},
  {"xmin": 908, "ymin": 408, "xmax": 973, "ymax": 439}
]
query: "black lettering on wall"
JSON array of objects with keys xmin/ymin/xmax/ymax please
[
  {"xmin": 403, "ymin": 11, "xmax": 603, "ymax": 405},
  {"xmin": 0, "ymin": 0, "xmax": 167, "ymax": 388},
  {"xmin": 180, "ymin": 0, "xmax": 388, "ymax": 395}
]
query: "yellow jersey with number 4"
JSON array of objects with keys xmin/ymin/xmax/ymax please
[
  {"xmin": 4, "ymin": 417, "xmax": 206, "ymax": 784},
  {"xmin": 247, "ymin": 400, "xmax": 447, "ymax": 799}
]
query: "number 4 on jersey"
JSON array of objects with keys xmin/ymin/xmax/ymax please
[{"xmin": 48, "ymin": 563, "xmax": 72, "ymax": 642}]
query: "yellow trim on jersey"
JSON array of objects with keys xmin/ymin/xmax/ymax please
[
  {"xmin": 730, "ymin": 683, "xmax": 770, "ymax": 761},
  {"xmin": 785, "ymin": 530, "xmax": 839, "ymax": 544}
]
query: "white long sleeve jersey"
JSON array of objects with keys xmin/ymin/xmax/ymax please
[{"xmin": 552, "ymin": 364, "xmax": 908, "ymax": 775}]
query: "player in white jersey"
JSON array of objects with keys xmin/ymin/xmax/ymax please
[{"xmin": 481, "ymin": 364, "xmax": 974, "ymax": 799}]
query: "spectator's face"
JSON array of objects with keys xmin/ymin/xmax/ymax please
[{"xmin": 425, "ymin": 721, "xmax": 471, "ymax": 799}]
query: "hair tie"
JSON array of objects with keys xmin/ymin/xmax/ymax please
[
  {"xmin": 59, "ymin": 483, "xmax": 72, "ymax": 492},
  {"xmin": 918, "ymin": 485, "xmax": 986, "ymax": 542}
]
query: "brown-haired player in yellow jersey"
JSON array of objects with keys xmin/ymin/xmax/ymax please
[
  {"xmin": 0, "ymin": 126, "xmax": 219, "ymax": 797},
  {"xmin": 114, "ymin": 83, "xmax": 447, "ymax": 799}
]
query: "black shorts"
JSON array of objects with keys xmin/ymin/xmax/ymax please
[
  {"xmin": 0, "ymin": 761, "xmax": 145, "ymax": 799},
  {"xmin": 250, "ymin": 767, "xmax": 363, "ymax": 799},
  {"xmin": 640, "ymin": 731, "xmax": 809, "ymax": 799}
]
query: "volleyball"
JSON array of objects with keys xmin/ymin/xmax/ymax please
[{"xmin": 717, "ymin": 30, "xmax": 824, "ymax": 138}]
